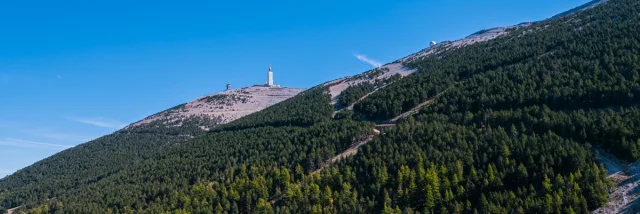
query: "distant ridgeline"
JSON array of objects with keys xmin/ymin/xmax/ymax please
[{"xmin": 3, "ymin": 0, "xmax": 640, "ymax": 213}]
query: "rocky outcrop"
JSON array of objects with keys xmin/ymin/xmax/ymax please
[{"xmin": 126, "ymin": 86, "xmax": 305, "ymax": 131}]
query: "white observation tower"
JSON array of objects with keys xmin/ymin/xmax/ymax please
[{"xmin": 267, "ymin": 64, "xmax": 274, "ymax": 86}]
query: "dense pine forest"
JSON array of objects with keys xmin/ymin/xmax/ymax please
[
  {"xmin": 2, "ymin": 0, "xmax": 640, "ymax": 213},
  {"xmin": 0, "ymin": 106, "xmax": 222, "ymax": 213}
]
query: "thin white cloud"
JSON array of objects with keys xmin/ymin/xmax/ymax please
[
  {"xmin": 68, "ymin": 117, "xmax": 127, "ymax": 129},
  {"xmin": 354, "ymin": 53, "xmax": 382, "ymax": 68},
  {"xmin": 1, "ymin": 121, "xmax": 90, "ymax": 142},
  {"xmin": 22, "ymin": 127, "xmax": 95, "ymax": 143},
  {"xmin": 1, "ymin": 122, "xmax": 95, "ymax": 143},
  {"xmin": 0, "ymin": 138, "xmax": 73, "ymax": 150},
  {"xmin": 36, "ymin": 132, "xmax": 94, "ymax": 143}
]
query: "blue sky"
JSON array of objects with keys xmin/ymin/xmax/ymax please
[{"xmin": 0, "ymin": 0, "xmax": 590, "ymax": 178}]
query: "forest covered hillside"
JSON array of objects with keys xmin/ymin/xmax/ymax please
[
  {"xmin": 3, "ymin": 0, "xmax": 640, "ymax": 213},
  {"xmin": 0, "ymin": 86, "xmax": 303, "ymax": 214}
]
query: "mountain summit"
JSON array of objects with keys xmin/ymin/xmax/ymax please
[{"xmin": 127, "ymin": 86, "xmax": 304, "ymax": 131}]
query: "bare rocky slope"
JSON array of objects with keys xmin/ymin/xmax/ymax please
[
  {"xmin": 126, "ymin": 86, "xmax": 305, "ymax": 131},
  {"xmin": 594, "ymin": 150, "xmax": 640, "ymax": 214}
]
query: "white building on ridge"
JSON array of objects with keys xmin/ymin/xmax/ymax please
[
  {"xmin": 265, "ymin": 64, "xmax": 280, "ymax": 88},
  {"xmin": 267, "ymin": 64, "xmax": 274, "ymax": 86}
]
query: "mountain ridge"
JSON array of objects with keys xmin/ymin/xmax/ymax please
[{"xmin": 126, "ymin": 86, "xmax": 305, "ymax": 130}]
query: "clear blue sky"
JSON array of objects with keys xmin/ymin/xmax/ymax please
[{"xmin": 0, "ymin": 0, "xmax": 590, "ymax": 178}]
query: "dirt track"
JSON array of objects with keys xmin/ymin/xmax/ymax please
[{"xmin": 311, "ymin": 129, "xmax": 380, "ymax": 175}]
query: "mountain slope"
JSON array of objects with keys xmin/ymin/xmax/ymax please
[
  {"xmin": 0, "ymin": 86, "xmax": 303, "ymax": 212},
  {"xmin": 5, "ymin": 0, "xmax": 640, "ymax": 213}
]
